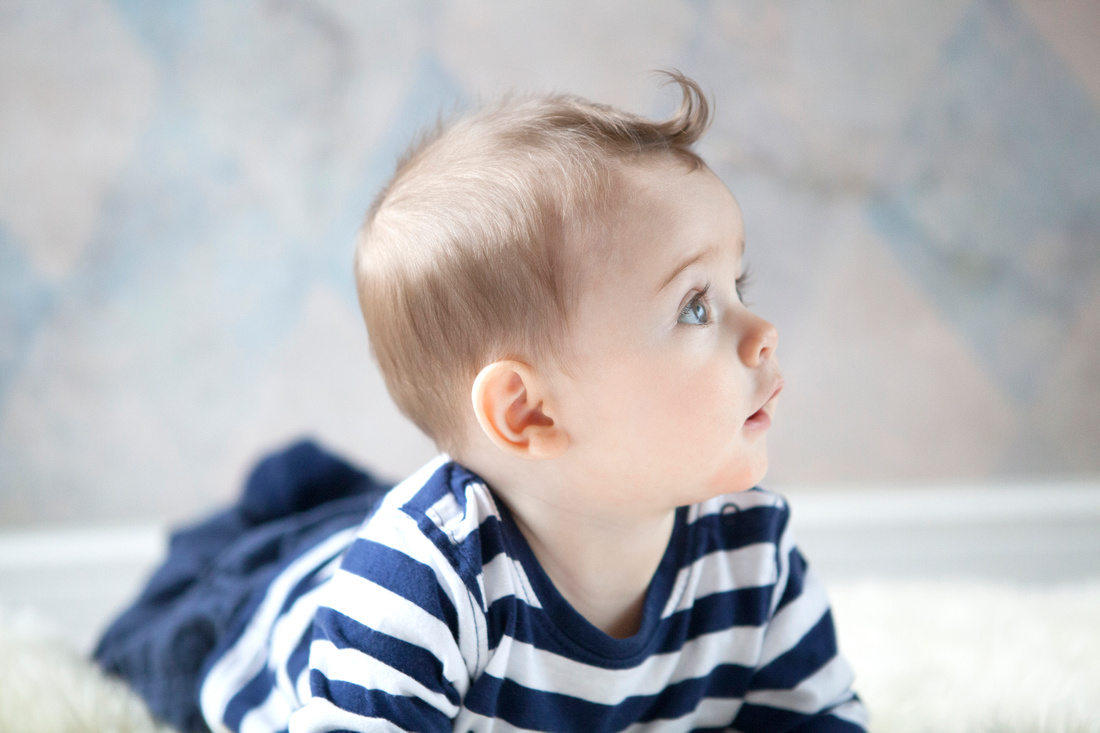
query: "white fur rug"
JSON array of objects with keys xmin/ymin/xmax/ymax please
[
  {"xmin": 1, "ymin": 581, "xmax": 1098, "ymax": 733},
  {"xmin": 0, "ymin": 607, "xmax": 174, "ymax": 733},
  {"xmin": 831, "ymin": 580, "xmax": 1100, "ymax": 733}
]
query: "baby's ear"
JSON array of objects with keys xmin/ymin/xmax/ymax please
[{"xmin": 471, "ymin": 360, "xmax": 568, "ymax": 460}]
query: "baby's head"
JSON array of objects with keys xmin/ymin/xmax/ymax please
[
  {"xmin": 357, "ymin": 74, "xmax": 709, "ymax": 448},
  {"xmin": 357, "ymin": 73, "xmax": 781, "ymax": 501}
]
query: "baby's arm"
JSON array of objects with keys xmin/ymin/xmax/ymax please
[
  {"xmin": 733, "ymin": 507, "xmax": 868, "ymax": 732},
  {"xmin": 289, "ymin": 532, "xmax": 473, "ymax": 732}
]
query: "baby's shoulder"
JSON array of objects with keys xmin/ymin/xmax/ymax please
[
  {"xmin": 350, "ymin": 456, "xmax": 502, "ymax": 580},
  {"xmin": 362, "ymin": 456, "xmax": 498, "ymax": 537}
]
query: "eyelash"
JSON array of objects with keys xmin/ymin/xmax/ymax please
[{"xmin": 736, "ymin": 267, "xmax": 751, "ymax": 302}]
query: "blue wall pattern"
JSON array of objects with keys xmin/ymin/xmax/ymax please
[{"xmin": 1, "ymin": 0, "xmax": 1098, "ymax": 526}]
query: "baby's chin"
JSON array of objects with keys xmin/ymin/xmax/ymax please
[{"xmin": 704, "ymin": 454, "xmax": 769, "ymax": 496}]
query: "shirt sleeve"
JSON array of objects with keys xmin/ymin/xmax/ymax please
[
  {"xmin": 731, "ymin": 501, "xmax": 869, "ymax": 733},
  {"xmin": 288, "ymin": 532, "xmax": 474, "ymax": 733}
]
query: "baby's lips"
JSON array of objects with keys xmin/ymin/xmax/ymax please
[{"xmin": 743, "ymin": 378, "xmax": 782, "ymax": 430}]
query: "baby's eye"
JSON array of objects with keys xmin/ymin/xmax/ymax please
[{"xmin": 678, "ymin": 291, "xmax": 711, "ymax": 325}]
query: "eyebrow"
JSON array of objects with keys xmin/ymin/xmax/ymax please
[{"xmin": 658, "ymin": 237, "xmax": 745, "ymax": 293}]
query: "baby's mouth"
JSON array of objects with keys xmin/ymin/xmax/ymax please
[{"xmin": 743, "ymin": 406, "xmax": 771, "ymax": 430}]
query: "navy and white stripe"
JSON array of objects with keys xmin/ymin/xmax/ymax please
[{"xmin": 201, "ymin": 456, "xmax": 867, "ymax": 732}]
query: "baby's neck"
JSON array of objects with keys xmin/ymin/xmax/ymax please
[{"xmin": 501, "ymin": 487, "xmax": 677, "ymax": 639}]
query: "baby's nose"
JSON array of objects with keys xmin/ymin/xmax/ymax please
[{"xmin": 738, "ymin": 315, "xmax": 778, "ymax": 366}]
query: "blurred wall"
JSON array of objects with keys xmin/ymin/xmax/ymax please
[{"xmin": 1, "ymin": 0, "xmax": 1098, "ymax": 527}]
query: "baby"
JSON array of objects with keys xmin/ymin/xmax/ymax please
[{"xmin": 200, "ymin": 73, "xmax": 867, "ymax": 732}]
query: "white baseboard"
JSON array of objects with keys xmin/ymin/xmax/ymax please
[
  {"xmin": 781, "ymin": 480, "xmax": 1100, "ymax": 584},
  {"xmin": 2, "ymin": 480, "xmax": 1099, "ymax": 652},
  {"xmin": 0, "ymin": 524, "xmax": 168, "ymax": 654}
]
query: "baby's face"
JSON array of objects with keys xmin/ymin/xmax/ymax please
[{"xmin": 552, "ymin": 162, "xmax": 783, "ymax": 512}]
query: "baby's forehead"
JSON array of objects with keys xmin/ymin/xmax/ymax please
[
  {"xmin": 565, "ymin": 161, "xmax": 743, "ymax": 282},
  {"xmin": 569, "ymin": 157, "xmax": 690, "ymax": 235}
]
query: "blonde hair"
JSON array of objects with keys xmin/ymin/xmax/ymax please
[{"xmin": 355, "ymin": 72, "xmax": 712, "ymax": 451}]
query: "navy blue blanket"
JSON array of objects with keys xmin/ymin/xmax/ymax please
[{"xmin": 94, "ymin": 439, "xmax": 392, "ymax": 733}]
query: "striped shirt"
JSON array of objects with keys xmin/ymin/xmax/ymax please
[{"xmin": 200, "ymin": 456, "xmax": 867, "ymax": 732}]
